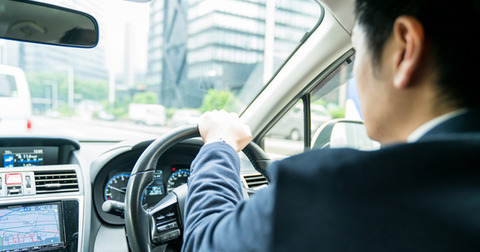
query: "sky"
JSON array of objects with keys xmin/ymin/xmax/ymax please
[{"xmin": 102, "ymin": 0, "xmax": 150, "ymax": 74}]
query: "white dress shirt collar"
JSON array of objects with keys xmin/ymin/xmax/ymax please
[{"xmin": 407, "ymin": 109, "xmax": 468, "ymax": 143}]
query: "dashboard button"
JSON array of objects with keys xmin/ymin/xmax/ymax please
[
  {"xmin": 25, "ymin": 175, "xmax": 31, "ymax": 188},
  {"xmin": 159, "ymin": 229, "xmax": 180, "ymax": 242},
  {"xmin": 157, "ymin": 221, "xmax": 178, "ymax": 232},
  {"xmin": 6, "ymin": 173, "xmax": 22, "ymax": 185}
]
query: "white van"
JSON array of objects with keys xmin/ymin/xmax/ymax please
[
  {"xmin": 0, "ymin": 65, "xmax": 32, "ymax": 134},
  {"xmin": 128, "ymin": 103, "xmax": 166, "ymax": 126}
]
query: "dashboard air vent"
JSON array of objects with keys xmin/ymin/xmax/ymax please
[
  {"xmin": 34, "ymin": 170, "xmax": 79, "ymax": 194},
  {"xmin": 243, "ymin": 173, "xmax": 268, "ymax": 189}
]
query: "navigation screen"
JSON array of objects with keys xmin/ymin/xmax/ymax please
[
  {"xmin": 0, "ymin": 203, "xmax": 64, "ymax": 251},
  {"xmin": 0, "ymin": 147, "xmax": 58, "ymax": 168},
  {"xmin": 3, "ymin": 149, "xmax": 44, "ymax": 167}
]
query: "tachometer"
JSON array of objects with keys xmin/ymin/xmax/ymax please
[
  {"xmin": 104, "ymin": 173, "xmax": 130, "ymax": 202},
  {"xmin": 166, "ymin": 168, "xmax": 190, "ymax": 192}
]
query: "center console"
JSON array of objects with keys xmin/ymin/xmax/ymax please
[
  {"xmin": 0, "ymin": 201, "xmax": 79, "ymax": 252},
  {"xmin": 0, "ymin": 137, "xmax": 83, "ymax": 252}
]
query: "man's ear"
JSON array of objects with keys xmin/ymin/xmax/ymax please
[{"xmin": 392, "ymin": 16, "xmax": 426, "ymax": 89}]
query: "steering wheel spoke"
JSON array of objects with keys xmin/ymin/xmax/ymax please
[{"xmin": 149, "ymin": 184, "xmax": 186, "ymax": 245}]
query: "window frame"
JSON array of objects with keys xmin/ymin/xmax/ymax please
[{"xmin": 255, "ymin": 49, "xmax": 355, "ymax": 153}]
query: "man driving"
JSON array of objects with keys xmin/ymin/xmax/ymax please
[{"xmin": 183, "ymin": 0, "xmax": 480, "ymax": 251}]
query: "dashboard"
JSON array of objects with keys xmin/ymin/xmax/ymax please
[
  {"xmin": 0, "ymin": 137, "xmax": 81, "ymax": 252},
  {"xmin": 0, "ymin": 136, "xmax": 267, "ymax": 252}
]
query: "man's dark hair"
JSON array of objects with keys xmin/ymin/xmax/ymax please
[{"xmin": 354, "ymin": 0, "xmax": 480, "ymax": 108}]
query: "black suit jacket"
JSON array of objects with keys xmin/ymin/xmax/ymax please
[{"xmin": 183, "ymin": 110, "xmax": 480, "ymax": 252}]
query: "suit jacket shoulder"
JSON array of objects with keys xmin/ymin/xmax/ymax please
[{"xmin": 270, "ymin": 138, "xmax": 480, "ymax": 251}]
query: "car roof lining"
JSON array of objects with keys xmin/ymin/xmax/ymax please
[{"xmin": 318, "ymin": 0, "xmax": 355, "ymax": 34}]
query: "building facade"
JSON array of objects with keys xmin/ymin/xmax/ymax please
[{"xmin": 146, "ymin": 0, "xmax": 320, "ymax": 108}]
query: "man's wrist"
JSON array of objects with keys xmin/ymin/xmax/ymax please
[
  {"xmin": 204, "ymin": 137, "xmax": 227, "ymax": 145},
  {"xmin": 204, "ymin": 137, "xmax": 239, "ymax": 151}
]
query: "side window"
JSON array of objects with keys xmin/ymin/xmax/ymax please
[
  {"xmin": 265, "ymin": 100, "xmax": 304, "ymax": 160},
  {"xmin": 0, "ymin": 74, "xmax": 18, "ymax": 97},
  {"xmin": 264, "ymin": 58, "xmax": 379, "ymax": 159},
  {"xmin": 310, "ymin": 61, "xmax": 356, "ymax": 148}
]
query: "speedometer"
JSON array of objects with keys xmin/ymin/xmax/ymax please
[
  {"xmin": 104, "ymin": 173, "xmax": 130, "ymax": 202},
  {"xmin": 104, "ymin": 170, "xmax": 165, "ymax": 206},
  {"xmin": 167, "ymin": 168, "xmax": 190, "ymax": 192}
]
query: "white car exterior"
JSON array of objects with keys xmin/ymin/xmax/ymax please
[
  {"xmin": 0, "ymin": 65, "xmax": 32, "ymax": 134},
  {"xmin": 129, "ymin": 103, "xmax": 166, "ymax": 126}
]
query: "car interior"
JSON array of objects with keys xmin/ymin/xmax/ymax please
[{"xmin": 0, "ymin": 0, "xmax": 370, "ymax": 251}]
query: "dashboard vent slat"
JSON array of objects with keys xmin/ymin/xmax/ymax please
[
  {"xmin": 243, "ymin": 173, "xmax": 268, "ymax": 189},
  {"xmin": 34, "ymin": 170, "xmax": 79, "ymax": 194}
]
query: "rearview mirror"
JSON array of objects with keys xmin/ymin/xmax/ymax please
[
  {"xmin": 312, "ymin": 119, "xmax": 380, "ymax": 150},
  {"xmin": 0, "ymin": 0, "xmax": 99, "ymax": 48}
]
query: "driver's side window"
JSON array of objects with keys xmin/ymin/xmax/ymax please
[
  {"xmin": 263, "ymin": 57, "xmax": 378, "ymax": 160},
  {"xmin": 263, "ymin": 99, "xmax": 304, "ymax": 159}
]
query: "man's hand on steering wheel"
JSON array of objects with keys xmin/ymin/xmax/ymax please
[
  {"xmin": 124, "ymin": 119, "xmax": 271, "ymax": 252},
  {"xmin": 198, "ymin": 110, "xmax": 252, "ymax": 152}
]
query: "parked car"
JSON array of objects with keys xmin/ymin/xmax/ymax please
[
  {"xmin": 170, "ymin": 109, "xmax": 201, "ymax": 127},
  {"xmin": 129, "ymin": 103, "xmax": 166, "ymax": 126},
  {"xmin": 268, "ymin": 103, "xmax": 332, "ymax": 141},
  {"xmin": 97, "ymin": 111, "xmax": 115, "ymax": 121}
]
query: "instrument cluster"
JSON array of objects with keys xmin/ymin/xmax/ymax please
[
  {"xmin": 103, "ymin": 166, "xmax": 190, "ymax": 206},
  {"xmin": 92, "ymin": 140, "xmax": 202, "ymax": 225}
]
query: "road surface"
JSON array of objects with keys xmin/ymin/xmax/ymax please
[{"xmin": 19, "ymin": 116, "xmax": 303, "ymax": 159}]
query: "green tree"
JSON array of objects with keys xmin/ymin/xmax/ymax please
[
  {"xmin": 132, "ymin": 91, "xmax": 158, "ymax": 104},
  {"xmin": 111, "ymin": 95, "xmax": 132, "ymax": 119},
  {"xmin": 200, "ymin": 89, "xmax": 232, "ymax": 113},
  {"xmin": 74, "ymin": 79, "xmax": 108, "ymax": 101},
  {"xmin": 329, "ymin": 106, "xmax": 346, "ymax": 119},
  {"xmin": 26, "ymin": 71, "xmax": 108, "ymax": 102},
  {"xmin": 26, "ymin": 72, "xmax": 67, "ymax": 100}
]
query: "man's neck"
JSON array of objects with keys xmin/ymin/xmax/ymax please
[{"xmin": 406, "ymin": 109, "xmax": 469, "ymax": 142}]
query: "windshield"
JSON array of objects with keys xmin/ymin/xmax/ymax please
[{"xmin": 0, "ymin": 0, "xmax": 321, "ymax": 141}]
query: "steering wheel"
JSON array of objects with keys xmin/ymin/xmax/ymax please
[{"xmin": 124, "ymin": 125, "xmax": 271, "ymax": 252}]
